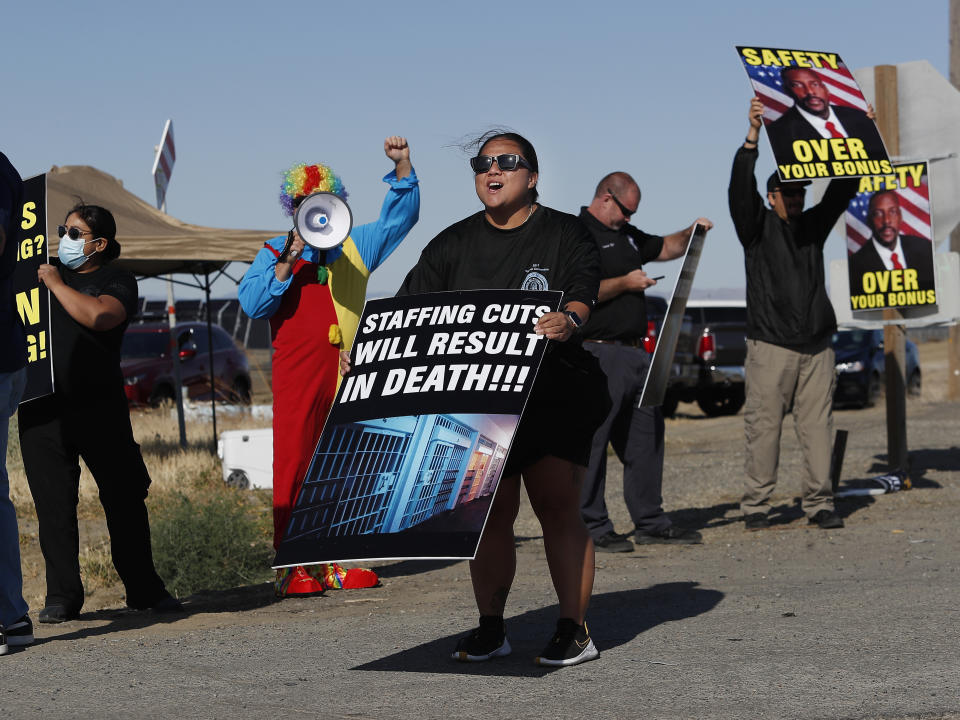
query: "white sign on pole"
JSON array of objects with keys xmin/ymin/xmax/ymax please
[
  {"xmin": 854, "ymin": 60, "xmax": 960, "ymax": 246},
  {"xmin": 151, "ymin": 119, "xmax": 175, "ymax": 211}
]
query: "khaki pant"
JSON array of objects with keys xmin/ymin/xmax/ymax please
[{"xmin": 741, "ymin": 338, "xmax": 836, "ymax": 518}]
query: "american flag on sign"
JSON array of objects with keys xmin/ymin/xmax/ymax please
[
  {"xmin": 845, "ymin": 169, "xmax": 932, "ymax": 255},
  {"xmin": 152, "ymin": 119, "xmax": 175, "ymax": 210},
  {"xmin": 744, "ymin": 56, "xmax": 869, "ymax": 125}
]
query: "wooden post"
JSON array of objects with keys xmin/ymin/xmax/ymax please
[
  {"xmin": 949, "ymin": 0, "xmax": 960, "ymax": 400},
  {"xmin": 873, "ymin": 65, "xmax": 909, "ymax": 476}
]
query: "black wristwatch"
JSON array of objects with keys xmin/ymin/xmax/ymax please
[{"xmin": 564, "ymin": 310, "xmax": 583, "ymax": 329}]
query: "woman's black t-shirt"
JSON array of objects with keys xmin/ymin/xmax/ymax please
[
  {"xmin": 398, "ymin": 206, "xmax": 600, "ymax": 308},
  {"xmin": 397, "ymin": 205, "xmax": 608, "ymax": 472},
  {"xmin": 50, "ymin": 261, "xmax": 139, "ymax": 401}
]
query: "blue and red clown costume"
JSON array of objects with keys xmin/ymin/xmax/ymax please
[{"xmin": 239, "ymin": 161, "xmax": 419, "ymax": 594}]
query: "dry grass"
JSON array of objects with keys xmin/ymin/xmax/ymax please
[
  {"xmin": 8, "ymin": 405, "xmax": 270, "ymax": 520},
  {"xmin": 8, "ymin": 402, "xmax": 275, "ymax": 608},
  {"xmin": 78, "ymin": 539, "xmax": 121, "ymax": 592}
]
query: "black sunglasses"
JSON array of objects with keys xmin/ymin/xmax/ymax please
[
  {"xmin": 470, "ymin": 154, "xmax": 532, "ymax": 174},
  {"xmin": 777, "ymin": 187, "xmax": 806, "ymax": 198},
  {"xmin": 606, "ymin": 188, "xmax": 636, "ymax": 218},
  {"xmin": 57, "ymin": 225, "xmax": 94, "ymax": 240}
]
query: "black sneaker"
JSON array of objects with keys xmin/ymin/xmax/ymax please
[
  {"xmin": 593, "ymin": 531, "xmax": 634, "ymax": 553},
  {"xmin": 4, "ymin": 615, "xmax": 33, "ymax": 647},
  {"xmin": 633, "ymin": 526, "xmax": 702, "ymax": 545},
  {"xmin": 149, "ymin": 593, "xmax": 185, "ymax": 614},
  {"xmin": 451, "ymin": 616, "xmax": 511, "ymax": 662},
  {"xmin": 1, "ymin": 625, "xmax": 7, "ymax": 657},
  {"xmin": 809, "ymin": 509, "xmax": 844, "ymax": 529},
  {"xmin": 38, "ymin": 605, "xmax": 80, "ymax": 624},
  {"xmin": 127, "ymin": 591, "xmax": 185, "ymax": 614},
  {"xmin": 535, "ymin": 618, "xmax": 599, "ymax": 667},
  {"xmin": 743, "ymin": 513, "xmax": 770, "ymax": 531}
]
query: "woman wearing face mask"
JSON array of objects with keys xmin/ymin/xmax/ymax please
[{"xmin": 18, "ymin": 203, "xmax": 181, "ymax": 623}]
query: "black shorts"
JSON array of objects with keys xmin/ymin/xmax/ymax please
[{"xmin": 504, "ymin": 343, "xmax": 610, "ymax": 476}]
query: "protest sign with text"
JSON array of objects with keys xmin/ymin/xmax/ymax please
[
  {"xmin": 273, "ymin": 288, "xmax": 562, "ymax": 568},
  {"xmin": 846, "ymin": 161, "xmax": 936, "ymax": 312},
  {"xmin": 736, "ymin": 46, "xmax": 890, "ymax": 181},
  {"xmin": 14, "ymin": 174, "xmax": 53, "ymax": 402}
]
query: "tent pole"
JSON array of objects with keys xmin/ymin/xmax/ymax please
[
  {"xmin": 167, "ymin": 275, "xmax": 187, "ymax": 449},
  {"xmin": 204, "ymin": 268, "xmax": 217, "ymax": 452}
]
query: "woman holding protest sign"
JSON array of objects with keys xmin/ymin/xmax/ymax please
[
  {"xmin": 18, "ymin": 203, "xmax": 181, "ymax": 622},
  {"xmin": 343, "ymin": 130, "xmax": 607, "ymax": 667}
]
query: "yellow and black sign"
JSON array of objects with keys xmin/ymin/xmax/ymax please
[
  {"xmin": 736, "ymin": 46, "xmax": 891, "ymax": 181},
  {"xmin": 845, "ymin": 162, "xmax": 937, "ymax": 312},
  {"xmin": 14, "ymin": 174, "xmax": 53, "ymax": 402}
]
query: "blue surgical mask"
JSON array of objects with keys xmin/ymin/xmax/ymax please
[{"xmin": 58, "ymin": 236, "xmax": 97, "ymax": 269}]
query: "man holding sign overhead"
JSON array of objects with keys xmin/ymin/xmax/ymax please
[{"xmin": 729, "ymin": 98, "xmax": 857, "ymax": 531}]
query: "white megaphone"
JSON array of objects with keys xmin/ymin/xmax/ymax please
[{"xmin": 294, "ymin": 192, "xmax": 353, "ymax": 250}]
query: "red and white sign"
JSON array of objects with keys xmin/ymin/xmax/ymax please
[{"xmin": 151, "ymin": 119, "xmax": 175, "ymax": 210}]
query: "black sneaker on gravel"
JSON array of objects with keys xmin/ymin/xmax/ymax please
[
  {"xmin": 633, "ymin": 526, "xmax": 702, "ymax": 545},
  {"xmin": 4, "ymin": 615, "xmax": 33, "ymax": 647},
  {"xmin": 535, "ymin": 618, "xmax": 599, "ymax": 667},
  {"xmin": 1, "ymin": 625, "xmax": 8, "ymax": 656},
  {"xmin": 743, "ymin": 513, "xmax": 770, "ymax": 531},
  {"xmin": 38, "ymin": 605, "xmax": 79, "ymax": 624},
  {"xmin": 593, "ymin": 531, "xmax": 634, "ymax": 553},
  {"xmin": 451, "ymin": 617, "xmax": 511, "ymax": 662},
  {"xmin": 809, "ymin": 509, "xmax": 844, "ymax": 529}
]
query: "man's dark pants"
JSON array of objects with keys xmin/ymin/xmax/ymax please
[{"xmin": 580, "ymin": 341, "xmax": 669, "ymax": 539}]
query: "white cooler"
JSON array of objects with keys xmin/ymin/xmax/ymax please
[{"xmin": 217, "ymin": 428, "xmax": 273, "ymax": 489}]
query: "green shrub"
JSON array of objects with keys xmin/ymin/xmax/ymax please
[{"xmin": 150, "ymin": 489, "xmax": 274, "ymax": 597}]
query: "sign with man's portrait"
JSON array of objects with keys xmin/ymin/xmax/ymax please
[
  {"xmin": 845, "ymin": 161, "xmax": 937, "ymax": 312},
  {"xmin": 736, "ymin": 46, "xmax": 891, "ymax": 181}
]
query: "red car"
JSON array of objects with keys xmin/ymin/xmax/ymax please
[{"xmin": 121, "ymin": 321, "xmax": 252, "ymax": 406}]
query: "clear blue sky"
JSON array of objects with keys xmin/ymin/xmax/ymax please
[{"xmin": 0, "ymin": 0, "xmax": 950, "ymax": 299}]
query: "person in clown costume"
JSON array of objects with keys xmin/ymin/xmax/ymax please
[{"xmin": 239, "ymin": 136, "xmax": 419, "ymax": 597}]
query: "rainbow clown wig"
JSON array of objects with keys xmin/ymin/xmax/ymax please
[{"xmin": 279, "ymin": 162, "xmax": 348, "ymax": 217}]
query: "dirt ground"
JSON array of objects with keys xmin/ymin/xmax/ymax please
[
  {"xmin": 14, "ymin": 340, "xmax": 955, "ymax": 614},
  {"xmin": 7, "ymin": 340, "xmax": 960, "ymax": 719}
]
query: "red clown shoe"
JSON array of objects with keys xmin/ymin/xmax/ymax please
[
  {"xmin": 315, "ymin": 562, "xmax": 380, "ymax": 590},
  {"xmin": 275, "ymin": 565, "xmax": 326, "ymax": 598}
]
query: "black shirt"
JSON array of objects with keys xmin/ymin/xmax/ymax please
[
  {"xmin": 728, "ymin": 145, "xmax": 857, "ymax": 349},
  {"xmin": 50, "ymin": 261, "xmax": 139, "ymax": 400},
  {"xmin": 398, "ymin": 205, "xmax": 607, "ymax": 472},
  {"xmin": 399, "ymin": 206, "xmax": 599, "ymax": 309},
  {"xmin": 578, "ymin": 207, "xmax": 663, "ymax": 342}
]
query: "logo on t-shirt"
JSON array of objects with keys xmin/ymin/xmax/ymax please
[{"xmin": 521, "ymin": 264, "xmax": 549, "ymax": 291}]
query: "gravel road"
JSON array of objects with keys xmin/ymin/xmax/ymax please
[{"xmin": 4, "ymin": 353, "xmax": 959, "ymax": 720}]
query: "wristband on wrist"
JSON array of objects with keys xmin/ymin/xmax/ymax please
[
  {"xmin": 563, "ymin": 310, "xmax": 583, "ymax": 329},
  {"xmin": 744, "ymin": 136, "xmax": 758, "ymax": 144}
]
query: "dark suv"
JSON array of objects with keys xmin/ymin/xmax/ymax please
[
  {"xmin": 121, "ymin": 321, "xmax": 252, "ymax": 406},
  {"xmin": 663, "ymin": 300, "xmax": 748, "ymax": 417},
  {"xmin": 832, "ymin": 328, "xmax": 921, "ymax": 408}
]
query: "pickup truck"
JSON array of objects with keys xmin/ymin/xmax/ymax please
[{"xmin": 659, "ymin": 299, "xmax": 748, "ymax": 417}]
